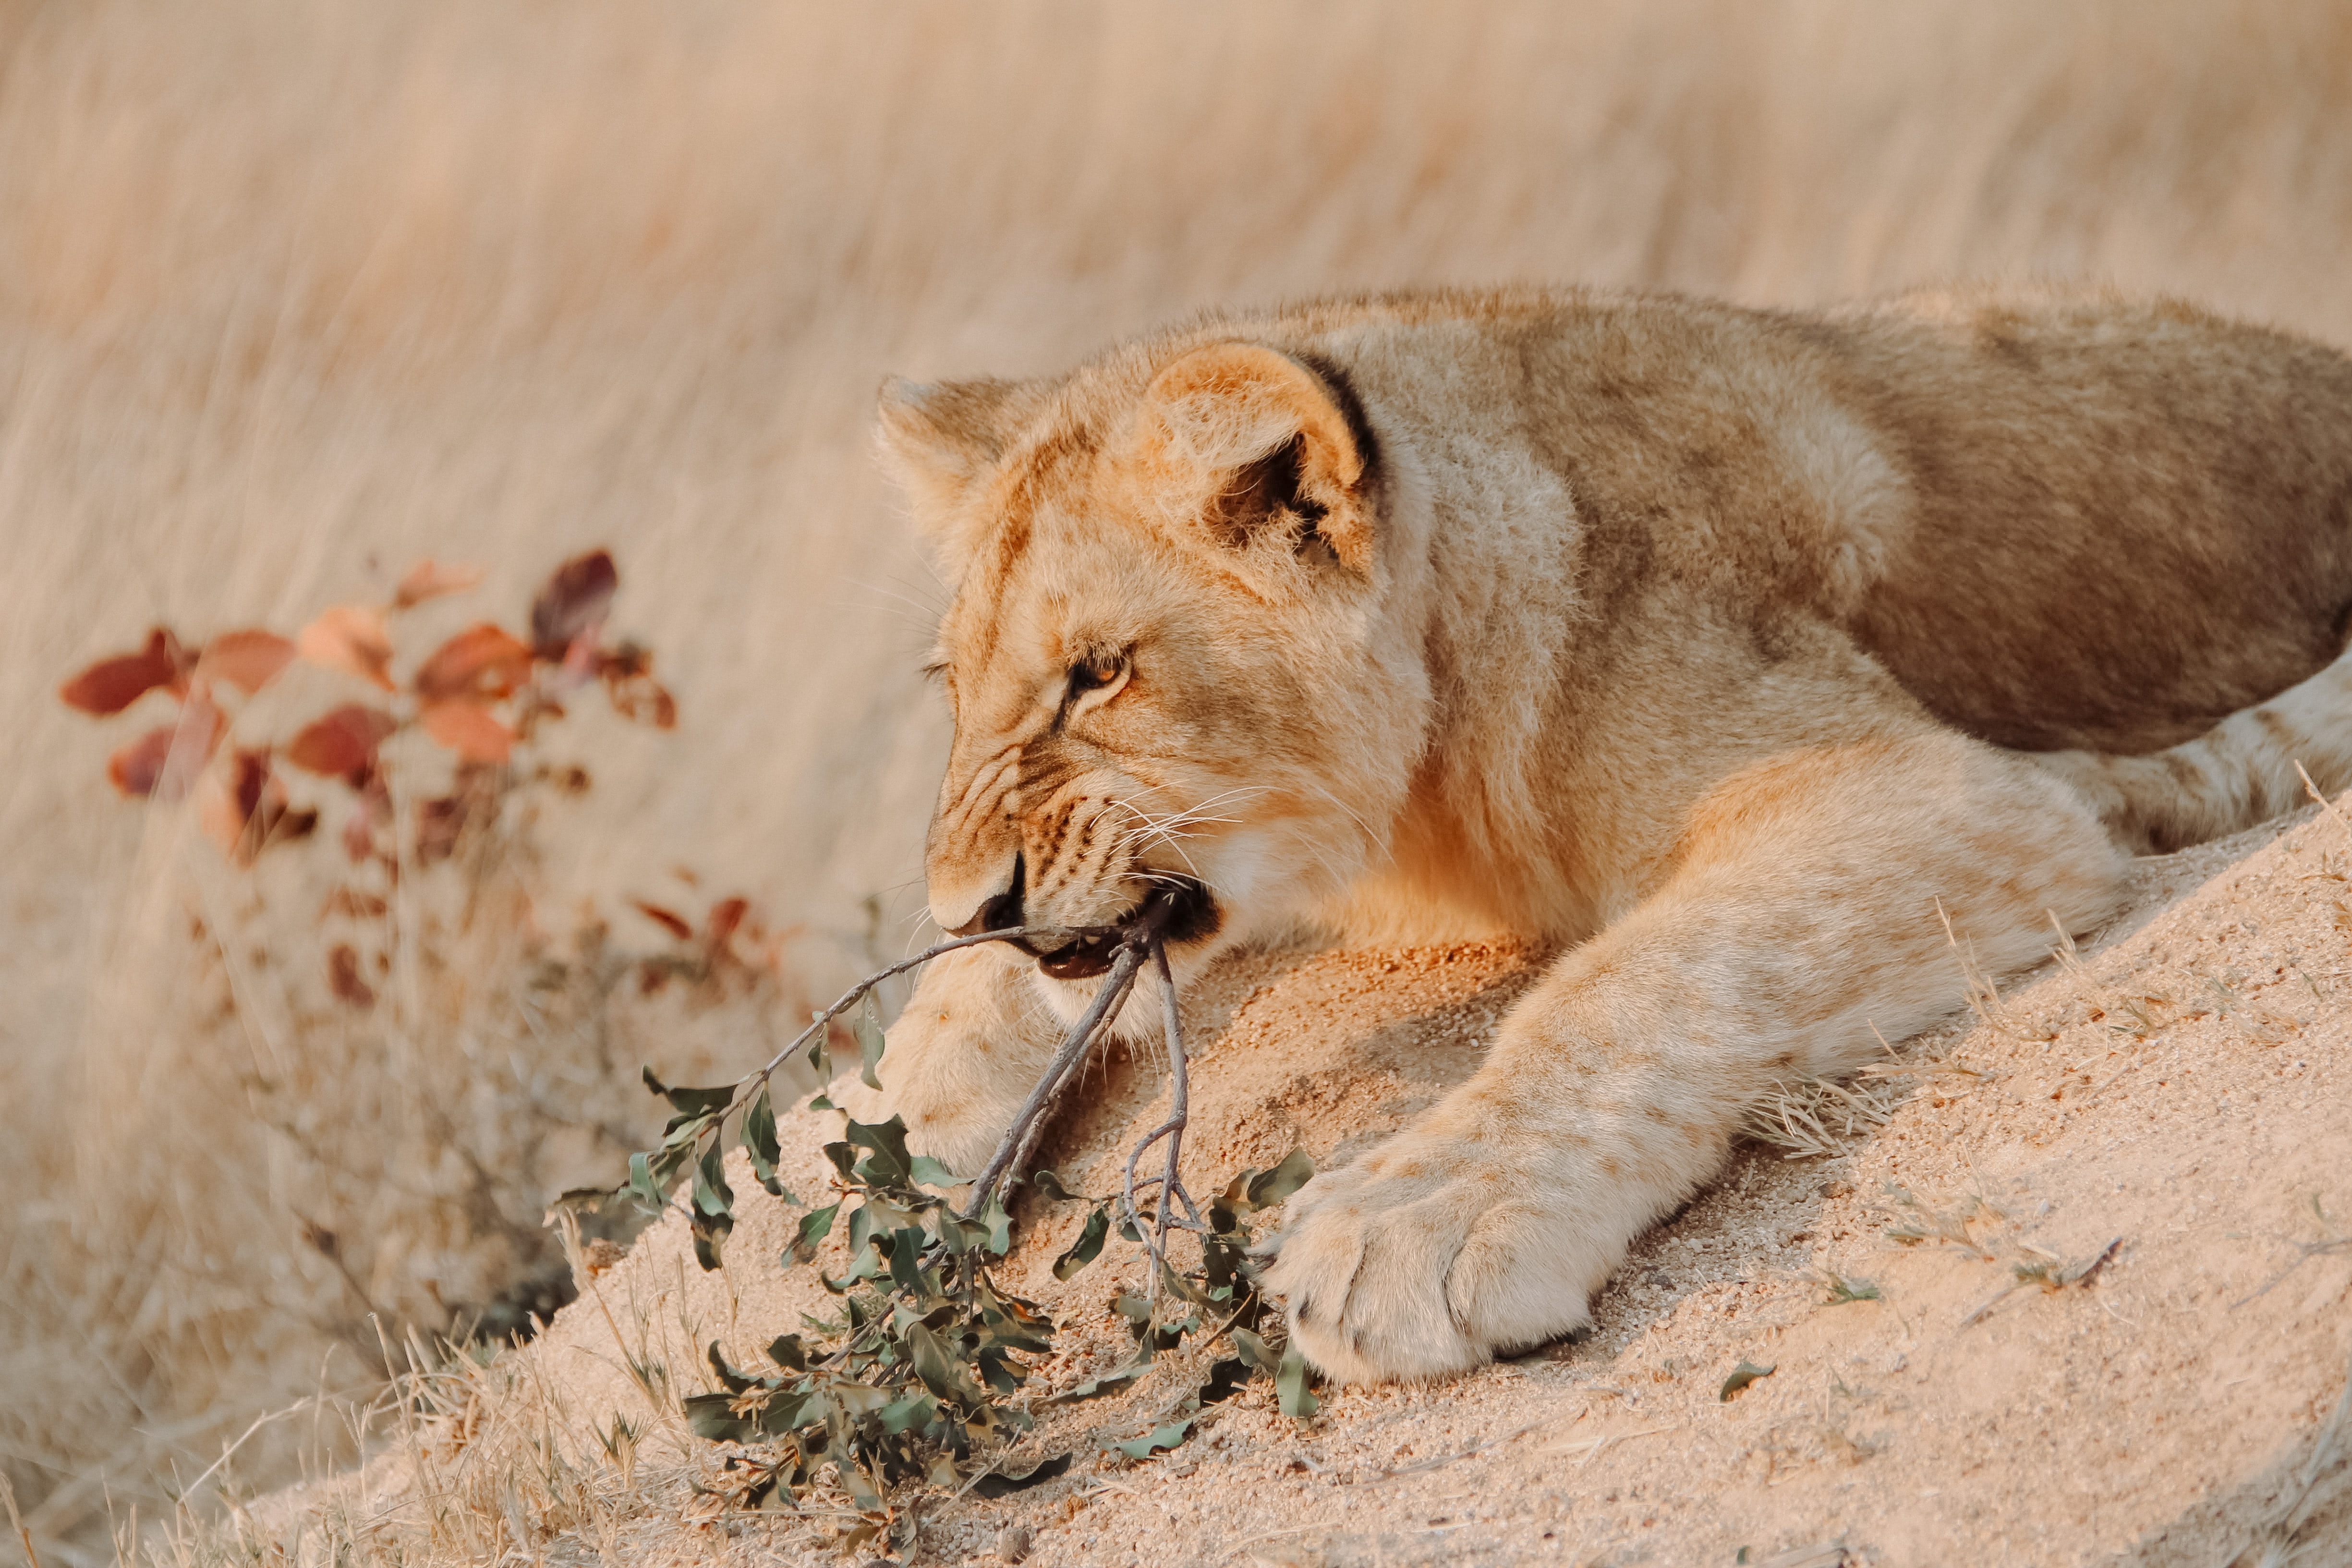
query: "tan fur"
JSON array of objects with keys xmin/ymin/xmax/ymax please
[{"xmin": 870, "ymin": 285, "xmax": 2352, "ymax": 1383}]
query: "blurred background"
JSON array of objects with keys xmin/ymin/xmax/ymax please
[{"xmin": 3, "ymin": 1, "xmax": 2349, "ymax": 1557}]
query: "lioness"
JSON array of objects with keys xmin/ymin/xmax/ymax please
[{"xmin": 861, "ymin": 286, "xmax": 2352, "ymax": 1384}]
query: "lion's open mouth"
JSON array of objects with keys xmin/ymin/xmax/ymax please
[{"xmin": 1029, "ymin": 879, "xmax": 1220, "ymax": 980}]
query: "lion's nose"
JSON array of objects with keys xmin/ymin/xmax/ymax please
[{"xmin": 948, "ymin": 852, "xmax": 1025, "ymax": 938}]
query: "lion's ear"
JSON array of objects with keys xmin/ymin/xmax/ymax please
[
  {"xmin": 875, "ymin": 376, "xmax": 1048, "ymax": 555},
  {"xmin": 1139, "ymin": 343, "xmax": 1376, "ymax": 575}
]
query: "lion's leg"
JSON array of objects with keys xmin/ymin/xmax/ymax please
[
  {"xmin": 834, "ymin": 945, "xmax": 1068, "ymax": 1177},
  {"xmin": 1261, "ymin": 728, "xmax": 2126, "ymax": 1384},
  {"xmin": 2025, "ymin": 641, "xmax": 2352, "ymax": 855}
]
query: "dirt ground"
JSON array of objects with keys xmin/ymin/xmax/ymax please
[{"xmin": 248, "ymin": 803, "xmax": 2352, "ymax": 1568}]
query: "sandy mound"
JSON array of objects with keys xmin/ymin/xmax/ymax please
[{"xmin": 252, "ymin": 806, "xmax": 2351, "ymax": 1568}]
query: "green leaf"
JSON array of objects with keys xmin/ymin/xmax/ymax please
[
  {"xmin": 546, "ymin": 1186, "xmax": 618, "ymax": 1218},
  {"xmin": 844, "ymin": 1115, "xmax": 913, "ymax": 1186},
  {"xmin": 690, "ymin": 1207, "xmax": 731, "ymax": 1271},
  {"xmin": 1199, "ymin": 1357, "xmax": 1253, "ymax": 1405},
  {"xmin": 979, "ymin": 1188, "xmax": 1014, "ymax": 1257},
  {"xmin": 1112, "ymin": 1290, "xmax": 1154, "ymax": 1338},
  {"xmin": 682, "ymin": 1391, "xmax": 754, "ymax": 1443},
  {"xmin": 935, "ymin": 1209, "xmax": 980, "ymax": 1255},
  {"xmin": 1111, "ymin": 1419, "xmax": 1193, "ymax": 1460},
  {"xmin": 831, "ymin": 1443, "xmax": 883, "ymax": 1511},
  {"xmin": 886, "ymin": 1226, "xmax": 931, "ymax": 1296},
  {"xmin": 1719, "ymin": 1361, "xmax": 1777, "ymax": 1402},
  {"xmin": 831, "ymin": 1381, "xmax": 892, "ymax": 1416},
  {"xmin": 706, "ymin": 1341, "xmax": 757, "ymax": 1394},
  {"xmin": 1229, "ymin": 1326, "xmax": 1277, "ymax": 1374},
  {"xmin": 978, "ymin": 1349, "xmax": 1023, "ymax": 1394},
  {"xmin": 765, "ymin": 1334, "xmax": 807, "ymax": 1371},
  {"xmin": 1030, "ymin": 1169, "xmax": 1079, "ymax": 1202},
  {"xmin": 855, "ymin": 994, "xmax": 887, "ymax": 1091},
  {"xmin": 1043, "ymin": 1360, "xmax": 1150, "ymax": 1405},
  {"xmin": 756, "ymin": 1388, "xmax": 818, "ymax": 1438},
  {"xmin": 820, "ymin": 1240, "xmax": 884, "ymax": 1292},
  {"xmin": 626, "ymin": 1151, "xmax": 664, "ymax": 1211},
  {"xmin": 806, "ymin": 1092, "xmax": 834, "ymax": 1112},
  {"xmin": 968, "ymin": 1452, "xmax": 1073, "ymax": 1498},
  {"xmin": 689, "ymin": 1147, "xmax": 734, "ymax": 1269},
  {"xmin": 1202, "ymin": 1232, "xmax": 1249, "ymax": 1296},
  {"xmin": 641, "ymin": 1065, "xmax": 736, "ymax": 1118},
  {"xmin": 1053, "ymin": 1205, "xmax": 1111, "ymax": 1280},
  {"xmin": 692, "ymin": 1142, "xmax": 735, "ymax": 1218},
  {"xmin": 879, "ymin": 1390, "xmax": 937, "ymax": 1435},
  {"xmin": 1247, "ymin": 1149, "xmax": 1315, "ymax": 1210},
  {"xmin": 1157, "ymin": 1257, "xmax": 1214, "ymax": 1309},
  {"xmin": 742, "ymin": 1085, "xmax": 788, "ymax": 1198},
  {"xmin": 905, "ymin": 1321, "xmax": 971, "ymax": 1404},
  {"xmin": 909, "ymin": 1154, "xmax": 960, "ymax": 1188},
  {"xmin": 789, "ymin": 1203, "xmax": 839, "ymax": 1264},
  {"xmin": 1277, "ymin": 1342, "xmax": 1319, "ymax": 1420}
]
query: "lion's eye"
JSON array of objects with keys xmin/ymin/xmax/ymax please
[{"xmin": 1067, "ymin": 656, "xmax": 1124, "ymax": 699}]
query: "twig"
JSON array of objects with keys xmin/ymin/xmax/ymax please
[
  {"xmin": 0, "ymin": 1470, "xmax": 40, "ymax": 1568},
  {"xmin": 2232, "ymin": 1203, "xmax": 2350, "ymax": 1309},
  {"xmin": 960, "ymin": 939, "xmax": 1149, "ymax": 1216},
  {"xmin": 752, "ymin": 924, "xmax": 1076, "ymax": 1088},
  {"xmin": 2298, "ymin": 761, "xmax": 2352, "ymax": 842},
  {"xmin": 172, "ymin": 1401, "xmax": 310, "ymax": 1508},
  {"xmin": 1538, "ymin": 1425, "xmax": 1671, "ymax": 1467},
  {"xmin": 1345, "ymin": 1418, "xmax": 1554, "ymax": 1485},
  {"xmin": 1126, "ymin": 936, "xmax": 1205, "ymax": 1299}
]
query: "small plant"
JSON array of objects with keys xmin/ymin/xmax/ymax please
[
  {"xmin": 60, "ymin": 549, "xmax": 672, "ymax": 880},
  {"xmin": 1819, "ymin": 1272, "xmax": 1882, "ymax": 1305},
  {"xmin": 55, "ymin": 551, "xmax": 801, "ymax": 1360},
  {"xmin": 597, "ymin": 913, "xmax": 1321, "ymax": 1532}
]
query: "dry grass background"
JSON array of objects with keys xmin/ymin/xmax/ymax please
[{"xmin": 3, "ymin": 1, "xmax": 2351, "ymax": 1559}]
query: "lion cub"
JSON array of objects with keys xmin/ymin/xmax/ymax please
[{"xmin": 863, "ymin": 286, "xmax": 2352, "ymax": 1383}]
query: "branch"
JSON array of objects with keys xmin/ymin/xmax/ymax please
[
  {"xmin": 960, "ymin": 938, "xmax": 1149, "ymax": 1216},
  {"xmin": 750, "ymin": 924, "xmax": 1078, "ymax": 1090}
]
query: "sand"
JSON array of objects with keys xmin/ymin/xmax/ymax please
[{"xmin": 245, "ymin": 801, "xmax": 2352, "ymax": 1568}]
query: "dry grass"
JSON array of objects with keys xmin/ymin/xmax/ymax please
[{"xmin": 6, "ymin": 0, "xmax": 2352, "ymax": 1559}]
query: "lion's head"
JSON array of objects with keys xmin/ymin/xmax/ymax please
[{"xmin": 877, "ymin": 336, "xmax": 1434, "ymax": 1015}]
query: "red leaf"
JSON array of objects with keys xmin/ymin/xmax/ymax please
[
  {"xmin": 297, "ymin": 605, "xmax": 395, "ymax": 690},
  {"xmin": 418, "ymin": 700, "xmax": 512, "ymax": 764},
  {"xmin": 393, "ymin": 559, "xmax": 484, "ymax": 609},
  {"xmin": 327, "ymin": 944, "xmax": 376, "ymax": 1009},
  {"xmin": 604, "ymin": 662, "xmax": 677, "ymax": 729},
  {"xmin": 631, "ymin": 899, "xmax": 694, "ymax": 941},
  {"xmin": 202, "ymin": 630, "xmax": 298, "ymax": 695},
  {"xmin": 61, "ymin": 629, "xmax": 187, "ymax": 715},
  {"xmin": 705, "ymin": 896, "xmax": 749, "ymax": 951},
  {"xmin": 529, "ymin": 550, "xmax": 618, "ymax": 659},
  {"xmin": 107, "ymin": 726, "xmax": 179, "ymax": 797},
  {"xmin": 286, "ymin": 704, "xmax": 398, "ymax": 782},
  {"xmin": 199, "ymin": 750, "xmax": 292, "ymax": 865},
  {"xmin": 413, "ymin": 624, "xmax": 533, "ymax": 704},
  {"xmin": 107, "ymin": 694, "xmax": 226, "ymax": 800}
]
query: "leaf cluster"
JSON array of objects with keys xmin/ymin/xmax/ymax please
[
  {"xmin": 1048, "ymin": 1150, "xmax": 1323, "ymax": 1436},
  {"xmin": 57, "ymin": 549, "xmax": 674, "ymax": 875},
  {"xmin": 607, "ymin": 1065, "xmax": 1321, "ymax": 1522},
  {"xmin": 676, "ymin": 1113, "xmax": 1051, "ymax": 1518}
]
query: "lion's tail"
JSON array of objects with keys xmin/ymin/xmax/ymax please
[{"xmin": 2027, "ymin": 644, "xmax": 2352, "ymax": 855}]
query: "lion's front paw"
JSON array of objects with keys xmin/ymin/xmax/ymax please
[{"xmin": 1259, "ymin": 1119, "xmax": 1617, "ymax": 1385}]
